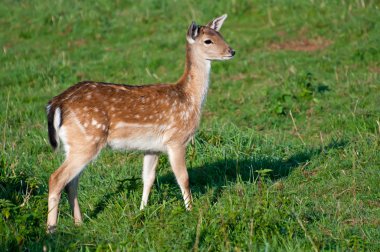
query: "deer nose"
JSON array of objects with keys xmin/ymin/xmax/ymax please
[{"xmin": 229, "ymin": 48, "xmax": 235, "ymax": 56}]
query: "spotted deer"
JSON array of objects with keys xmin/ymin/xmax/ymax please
[{"xmin": 46, "ymin": 14, "xmax": 235, "ymax": 232}]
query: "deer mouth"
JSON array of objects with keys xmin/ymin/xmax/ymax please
[
  {"xmin": 222, "ymin": 55, "xmax": 234, "ymax": 60},
  {"xmin": 209, "ymin": 55, "xmax": 234, "ymax": 61}
]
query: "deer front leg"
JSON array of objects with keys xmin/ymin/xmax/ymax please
[
  {"xmin": 167, "ymin": 146, "xmax": 192, "ymax": 210},
  {"xmin": 140, "ymin": 153, "xmax": 159, "ymax": 210}
]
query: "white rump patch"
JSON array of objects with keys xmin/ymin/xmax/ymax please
[{"xmin": 58, "ymin": 126, "xmax": 70, "ymax": 156}]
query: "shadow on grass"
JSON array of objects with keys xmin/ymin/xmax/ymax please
[
  {"xmin": 88, "ymin": 177, "xmax": 140, "ymax": 219},
  {"xmin": 159, "ymin": 138, "xmax": 348, "ymax": 195},
  {"xmin": 88, "ymin": 138, "xmax": 347, "ymax": 218}
]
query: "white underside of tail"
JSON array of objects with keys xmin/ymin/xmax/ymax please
[{"xmin": 53, "ymin": 108, "xmax": 61, "ymax": 131}]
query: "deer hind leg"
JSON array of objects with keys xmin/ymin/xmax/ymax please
[
  {"xmin": 140, "ymin": 153, "xmax": 159, "ymax": 210},
  {"xmin": 47, "ymin": 144, "xmax": 102, "ymax": 233},
  {"xmin": 65, "ymin": 176, "xmax": 82, "ymax": 225},
  {"xmin": 167, "ymin": 146, "xmax": 192, "ymax": 210}
]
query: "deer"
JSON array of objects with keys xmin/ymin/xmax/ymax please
[{"xmin": 45, "ymin": 14, "xmax": 235, "ymax": 233}]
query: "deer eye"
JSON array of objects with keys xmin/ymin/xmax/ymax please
[{"xmin": 204, "ymin": 39, "xmax": 213, "ymax": 45}]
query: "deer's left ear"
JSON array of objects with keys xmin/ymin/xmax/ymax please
[
  {"xmin": 186, "ymin": 21, "xmax": 199, "ymax": 44},
  {"xmin": 206, "ymin": 14, "xmax": 227, "ymax": 32}
]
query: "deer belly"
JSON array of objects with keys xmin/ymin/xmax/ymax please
[{"xmin": 107, "ymin": 125, "xmax": 167, "ymax": 152}]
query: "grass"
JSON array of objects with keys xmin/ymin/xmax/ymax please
[{"xmin": 1, "ymin": 0, "xmax": 379, "ymax": 251}]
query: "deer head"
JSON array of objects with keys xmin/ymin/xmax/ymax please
[{"xmin": 186, "ymin": 14, "xmax": 235, "ymax": 61}]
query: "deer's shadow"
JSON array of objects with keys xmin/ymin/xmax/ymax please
[{"xmin": 88, "ymin": 139, "xmax": 347, "ymax": 219}]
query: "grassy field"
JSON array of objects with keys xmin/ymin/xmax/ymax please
[{"xmin": 1, "ymin": 0, "xmax": 380, "ymax": 251}]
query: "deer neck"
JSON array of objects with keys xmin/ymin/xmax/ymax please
[{"xmin": 177, "ymin": 43, "xmax": 211, "ymax": 107}]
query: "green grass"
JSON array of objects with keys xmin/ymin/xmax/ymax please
[{"xmin": 1, "ymin": 0, "xmax": 379, "ymax": 251}]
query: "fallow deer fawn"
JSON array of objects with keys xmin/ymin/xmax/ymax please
[{"xmin": 46, "ymin": 14, "xmax": 235, "ymax": 232}]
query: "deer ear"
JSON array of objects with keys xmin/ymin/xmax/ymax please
[
  {"xmin": 186, "ymin": 21, "xmax": 199, "ymax": 44},
  {"xmin": 206, "ymin": 14, "xmax": 227, "ymax": 32}
]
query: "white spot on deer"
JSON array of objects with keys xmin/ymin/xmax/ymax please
[
  {"xmin": 181, "ymin": 111, "xmax": 189, "ymax": 120},
  {"xmin": 96, "ymin": 124, "xmax": 102, "ymax": 129},
  {"xmin": 94, "ymin": 108, "xmax": 99, "ymax": 112},
  {"xmin": 91, "ymin": 119, "xmax": 98, "ymax": 126},
  {"xmin": 135, "ymin": 115, "xmax": 140, "ymax": 119},
  {"xmin": 86, "ymin": 94, "xmax": 92, "ymax": 100},
  {"xmin": 73, "ymin": 116, "xmax": 86, "ymax": 134},
  {"xmin": 84, "ymin": 122, "xmax": 88, "ymax": 128}
]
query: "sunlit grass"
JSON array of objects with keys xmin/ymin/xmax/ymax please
[{"xmin": 1, "ymin": 0, "xmax": 379, "ymax": 251}]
